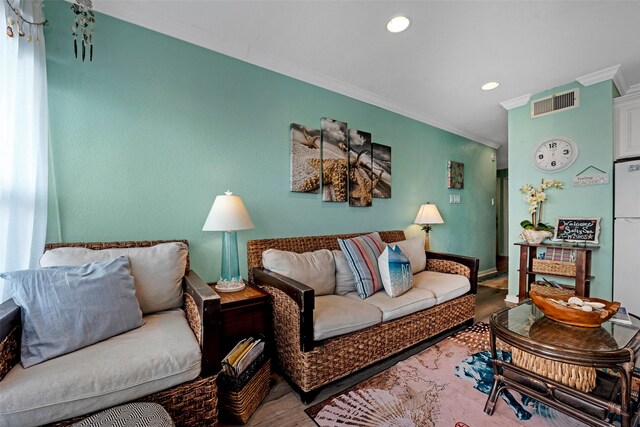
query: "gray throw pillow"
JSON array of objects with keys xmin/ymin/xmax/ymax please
[
  {"xmin": 1, "ymin": 256, "xmax": 143, "ymax": 368},
  {"xmin": 333, "ymin": 250, "xmax": 357, "ymax": 295},
  {"xmin": 262, "ymin": 248, "xmax": 336, "ymax": 295},
  {"xmin": 40, "ymin": 242, "xmax": 187, "ymax": 315}
]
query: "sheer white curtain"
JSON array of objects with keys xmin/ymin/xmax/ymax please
[{"xmin": 0, "ymin": 0, "xmax": 48, "ymax": 302}]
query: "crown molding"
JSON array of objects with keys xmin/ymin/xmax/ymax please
[
  {"xmin": 626, "ymin": 83, "xmax": 640, "ymax": 95},
  {"xmin": 576, "ymin": 64, "xmax": 620, "ymax": 86},
  {"xmin": 576, "ymin": 64, "xmax": 631, "ymax": 95},
  {"xmin": 612, "ymin": 68, "xmax": 630, "ymax": 95},
  {"xmin": 86, "ymin": 1, "xmax": 503, "ymax": 150},
  {"xmin": 500, "ymin": 94, "xmax": 532, "ymax": 111},
  {"xmin": 248, "ymin": 49, "xmax": 503, "ymax": 149}
]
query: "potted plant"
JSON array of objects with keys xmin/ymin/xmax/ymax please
[{"xmin": 519, "ymin": 179, "xmax": 563, "ymax": 244}]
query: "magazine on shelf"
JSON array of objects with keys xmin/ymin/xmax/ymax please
[
  {"xmin": 222, "ymin": 337, "xmax": 265, "ymax": 377},
  {"xmin": 610, "ymin": 306, "xmax": 632, "ymax": 325}
]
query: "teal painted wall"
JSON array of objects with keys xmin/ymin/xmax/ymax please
[
  {"xmin": 507, "ymin": 81, "xmax": 614, "ymax": 299},
  {"xmin": 44, "ymin": 2, "xmax": 496, "ymax": 282}
]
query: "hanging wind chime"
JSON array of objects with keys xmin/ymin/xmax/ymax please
[
  {"xmin": 71, "ymin": 0, "xmax": 94, "ymax": 62},
  {"xmin": 4, "ymin": 0, "xmax": 47, "ymax": 43}
]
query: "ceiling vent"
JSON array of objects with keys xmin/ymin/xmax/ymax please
[{"xmin": 531, "ymin": 89, "xmax": 579, "ymax": 118}]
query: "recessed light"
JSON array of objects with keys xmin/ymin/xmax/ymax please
[
  {"xmin": 387, "ymin": 16, "xmax": 411, "ymax": 33},
  {"xmin": 481, "ymin": 81, "xmax": 500, "ymax": 91}
]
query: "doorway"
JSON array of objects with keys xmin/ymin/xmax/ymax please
[{"xmin": 496, "ymin": 169, "xmax": 509, "ymax": 273}]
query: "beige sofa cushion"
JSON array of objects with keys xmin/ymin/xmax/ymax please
[
  {"xmin": 345, "ymin": 287, "xmax": 436, "ymax": 322},
  {"xmin": 333, "ymin": 250, "xmax": 357, "ymax": 295},
  {"xmin": 0, "ymin": 309, "xmax": 200, "ymax": 427},
  {"xmin": 263, "ymin": 249, "xmax": 336, "ymax": 296},
  {"xmin": 313, "ymin": 295, "xmax": 382, "ymax": 341},
  {"xmin": 413, "ymin": 270, "xmax": 471, "ymax": 304},
  {"xmin": 390, "ymin": 236, "xmax": 426, "ymax": 274},
  {"xmin": 40, "ymin": 242, "xmax": 187, "ymax": 314}
]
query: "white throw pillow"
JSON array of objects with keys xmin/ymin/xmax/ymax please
[
  {"xmin": 378, "ymin": 245, "xmax": 413, "ymax": 298},
  {"xmin": 262, "ymin": 249, "xmax": 336, "ymax": 296},
  {"xmin": 40, "ymin": 242, "xmax": 187, "ymax": 314},
  {"xmin": 333, "ymin": 250, "xmax": 357, "ymax": 295},
  {"xmin": 391, "ymin": 235, "xmax": 426, "ymax": 274}
]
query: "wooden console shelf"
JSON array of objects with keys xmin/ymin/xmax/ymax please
[{"xmin": 516, "ymin": 242, "xmax": 599, "ymax": 301}]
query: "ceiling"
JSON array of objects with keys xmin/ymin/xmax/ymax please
[{"xmin": 90, "ymin": 1, "xmax": 640, "ymax": 168}]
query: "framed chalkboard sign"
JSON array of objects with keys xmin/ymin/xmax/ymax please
[{"xmin": 553, "ymin": 217, "xmax": 601, "ymax": 244}]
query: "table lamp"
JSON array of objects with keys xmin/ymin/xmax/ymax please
[
  {"xmin": 203, "ymin": 191, "xmax": 255, "ymax": 286},
  {"xmin": 414, "ymin": 203, "xmax": 444, "ymax": 251}
]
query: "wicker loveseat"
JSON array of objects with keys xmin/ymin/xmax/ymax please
[
  {"xmin": 0, "ymin": 240, "xmax": 221, "ymax": 426},
  {"xmin": 248, "ymin": 230, "xmax": 479, "ymax": 401}
]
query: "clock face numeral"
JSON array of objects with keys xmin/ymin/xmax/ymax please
[
  {"xmin": 548, "ymin": 142, "xmax": 557, "ymax": 149},
  {"xmin": 538, "ymin": 154, "xmax": 544, "ymax": 159},
  {"xmin": 551, "ymin": 161, "xmax": 556, "ymax": 167},
  {"xmin": 563, "ymin": 149, "xmax": 569, "ymax": 155}
]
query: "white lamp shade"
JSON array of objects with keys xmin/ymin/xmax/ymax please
[
  {"xmin": 202, "ymin": 192, "xmax": 255, "ymax": 231},
  {"xmin": 414, "ymin": 203, "xmax": 444, "ymax": 225}
]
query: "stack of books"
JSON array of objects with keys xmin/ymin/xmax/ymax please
[
  {"xmin": 541, "ymin": 247, "xmax": 576, "ymax": 262},
  {"xmin": 222, "ymin": 337, "xmax": 265, "ymax": 377}
]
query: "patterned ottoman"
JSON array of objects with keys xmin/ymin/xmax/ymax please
[{"xmin": 72, "ymin": 402, "xmax": 174, "ymax": 427}]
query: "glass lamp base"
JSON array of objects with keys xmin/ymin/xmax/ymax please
[{"xmin": 220, "ymin": 230, "xmax": 242, "ymax": 282}]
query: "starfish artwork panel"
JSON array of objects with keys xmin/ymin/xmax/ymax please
[
  {"xmin": 348, "ymin": 129, "xmax": 373, "ymax": 207},
  {"xmin": 372, "ymin": 143, "xmax": 392, "ymax": 198},
  {"xmin": 321, "ymin": 118, "xmax": 349, "ymax": 202},
  {"xmin": 290, "ymin": 123, "xmax": 321, "ymax": 193}
]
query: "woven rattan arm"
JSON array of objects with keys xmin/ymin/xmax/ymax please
[
  {"xmin": 0, "ymin": 299, "xmax": 20, "ymax": 381},
  {"xmin": 183, "ymin": 271, "xmax": 221, "ymax": 377},
  {"xmin": 425, "ymin": 251, "xmax": 479, "ymax": 294},
  {"xmin": 253, "ymin": 268, "xmax": 315, "ymax": 352}
]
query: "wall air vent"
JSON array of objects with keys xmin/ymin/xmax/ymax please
[{"xmin": 531, "ymin": 89, "xmax": 579, "ymax": 118}]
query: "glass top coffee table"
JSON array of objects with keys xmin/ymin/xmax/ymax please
[{"xmin": 484, "ymin": 301, "xmax": 640, "ymax": 427}]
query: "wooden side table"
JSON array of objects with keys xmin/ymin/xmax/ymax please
[
  {"xmin": 209, "ymin": 282, "xmax": 270, "ymax": 367},
  {"xmin": 515, "ymin": 242, "xmax": 598, "ymax": 301}
]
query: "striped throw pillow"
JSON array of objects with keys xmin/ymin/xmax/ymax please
[{"xmin": 337, "ymin": 232, "xmax": 385, "ymax": 299}]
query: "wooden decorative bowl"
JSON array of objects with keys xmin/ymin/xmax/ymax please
[{"xmin": 529, "ymin": 289, "xmax": 620, "ymax": 328}]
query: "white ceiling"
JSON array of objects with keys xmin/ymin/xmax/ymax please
[{"xmin": 91, "ymin": 1, "xmax": 640, "ymax": 168}]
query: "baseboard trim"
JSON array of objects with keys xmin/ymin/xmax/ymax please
[
  {"xmin": 478, "ymin": 268, "xmax": 498, "ymax": 279},
  {"xmin": 504, "ymin": 294, "xmax": 520, "ymax": 304}
]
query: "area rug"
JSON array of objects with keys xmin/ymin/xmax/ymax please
[
  {"xmin": 306, "ymin": 323, "xmax": 607, "ymax": 427},
  {"xmin": 478, "ymin": 272, "xmax": 508, "ymax": 289}
]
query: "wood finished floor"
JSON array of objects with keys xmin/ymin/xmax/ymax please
[{"xmin": 219, "ymin": 285, "xmax": 509, "ymax": 427}]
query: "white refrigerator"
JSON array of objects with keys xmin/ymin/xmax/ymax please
[{"xmin": 613, "ymin": 158, "xmax": 640, "ymax": 316}]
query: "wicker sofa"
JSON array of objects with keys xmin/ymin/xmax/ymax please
[
  {"xmin": 0, "ymin": 240, "xmax": 221, "ymax": 426},
  {"xmin": 248, "ymin": 230, "xmax": 479, "ymax": 402}
]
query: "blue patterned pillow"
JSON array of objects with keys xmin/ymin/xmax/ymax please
[
  {"xmin": 337, "ymin": 232, "xmax": 385, "ymax": 299},
  {"xmin": 378, "ymin": 245, "xmax": 413, "ymax": 297}
]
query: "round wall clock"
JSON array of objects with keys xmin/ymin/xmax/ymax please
[{"xmin": 531, "ymin": 136, "xmax": 579, "ymax": 172}]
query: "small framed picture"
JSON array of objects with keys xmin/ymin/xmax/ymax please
[{"xmin": 447, "ymin": 161, "xmax": 464, "ymax": 189}]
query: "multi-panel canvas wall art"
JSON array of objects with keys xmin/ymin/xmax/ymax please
[
  {"xmin": 290, "ymin": 123, "xmax": 321, "ymax": 193},
  {"xmin": 372, "ymin": 143, "xmax": 392, "ymax": 198},
  {"xmin": 289, "ymin": 118, "xmax": 392, "ymax": 206},
  {"xmin": 448, "ymin": 161, "xmax": 464, "ymax": 189},
  {"xmin": 321, "ymin": 118, "xmax": 349, "ymax": 202},
  {"xmin": 348, "ymin": 129, "xmax": 373, "ymax": 207}
]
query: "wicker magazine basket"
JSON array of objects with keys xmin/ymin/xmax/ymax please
[
  {"xmin": 219, "ymin": 352, "xmax": 271, "ymax": 424},
  {"xmin": 532, "ymin": 259, "xmax": 576, "ymax": 276}
]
